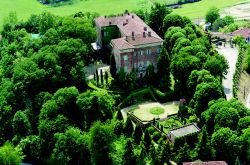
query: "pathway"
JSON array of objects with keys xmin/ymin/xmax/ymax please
[{"xmin": 216, "ymin": 44, "xmax": 238, "ymax": 100}]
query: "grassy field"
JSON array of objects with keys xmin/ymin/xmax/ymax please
[
  {"xmin": 0, "ymin": 0, "xmax": 248, "ymax": 29},
  {"xmin": 173, "ymin": 0, "xmax": 248, "ymax": 19}
]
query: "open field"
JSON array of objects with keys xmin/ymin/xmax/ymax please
[
  {"xmin": 223, "ymin": 1, "xmax": 250, "ymax": 20},
  {"xmin": 0, "ymin": 0, "xmax": 248, "ymax": 29},
  {"xmin": 173, "ymin": 0, "xmax": 248, "ymax": 19}
]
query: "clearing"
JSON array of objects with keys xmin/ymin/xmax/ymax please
[
  {"xmin": 173, "ymin": 0, "xmax": 248, "ymax": 19},
  {"xmin": 222, "ymin": 1, "xmax": 250, "ymax": 20},
  {"xmin": 121, "ymin": 101, "xmax": 179, "ymax": 122}
]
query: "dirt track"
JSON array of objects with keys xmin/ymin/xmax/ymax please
[{"xmin": 223, "ymin": 2, "xmax": 250, "ymax": 20}]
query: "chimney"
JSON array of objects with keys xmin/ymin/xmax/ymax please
[
  {"xmin": 132, "ymin": 32, "xmax": 135, "ymax": 40},
  {"xmin": 143, "ymin": 32, "xmax": 146, "ymax": 38},
  {"xmin": 132, "ymin": 15, "xmax": 134, "ymax": 19},
  {"xmin": 125, "ymin": 36, "xmax": 128, "ymax": 41},
  {"xmin": 128, "ymin": 13, "xmax": 130, "ymax": 15},
  {"xmin": 104, "ymin": 16, "xmax": 107, "ymax": 18},
  {"xmin": 144, "ymin": 27, "xmax": 147, "ymax": 31},
  {"xmin": 109, "ymin": 21, "xmax": 112, "ymax": 25},
  {"xmin": 126, "ymin": 19, "xmax": 129, "ymax": 23},
  {"xmin": 148, "ymin": 31, "xmax": 151, "ymax": 37}
]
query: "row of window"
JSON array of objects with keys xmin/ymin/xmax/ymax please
[
  {"xmin": 123, "ymin": 61, "xmax": 153, "ymax": 72},
  {"xmin": 123, "ymin": 48, "xmax": 162, "ymax": 61}
]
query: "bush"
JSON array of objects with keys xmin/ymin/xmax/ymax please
[
  {"xmin": 152, "ymin": 131, "xmax": 161, "ymax": 142},
  {"xmin": 147, "ymin": 126, "xmax": 155, "ymax": 135}
]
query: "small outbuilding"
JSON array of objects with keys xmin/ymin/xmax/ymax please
[{"xmin": 167, "ymin": 123, "xmax": 200, "ymax": 142}]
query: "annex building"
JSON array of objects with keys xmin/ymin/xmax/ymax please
[{"xmin": 94, "ymin": 12, "xmax": 164, "ymax": 77}]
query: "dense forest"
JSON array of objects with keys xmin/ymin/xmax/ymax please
[{"xmin": 0, "ymin": 3, "xmax": 249, "ymax": 165}]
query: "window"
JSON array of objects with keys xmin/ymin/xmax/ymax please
[
  {"xmin": 140, "ymin": 50, "xmax": 143, "ymax": 56},
  {"xmin": 123, "ymin": 55, "xmax": 128, "ymax": 61},
  {"xmin": 134, "ymin": 51, "xmax": 137, "ymax": 57},
  {"xmin": 147, "ymin": 49, "xmax": 151, "ymax": 55},
  {"xmin": 124, "ymin": 66, "xmax": 128, "ymax": 72},
  {"xmin": 134, "ymin": 63, "xmax": 137, "ymax": 68}
]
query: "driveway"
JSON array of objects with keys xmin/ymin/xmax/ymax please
[{"xmin": 216, "ymin": 44, "xmax": 238, "ymax": 100}]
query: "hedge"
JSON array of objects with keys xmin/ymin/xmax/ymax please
[{"xmin": 233, "ymin": 45, "xmax": 247, "ymax": 97}]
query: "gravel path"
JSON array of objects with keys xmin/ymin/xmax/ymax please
[{"xmin": 216, "ymin": 44, "xmax": 238, "ymax": 100}]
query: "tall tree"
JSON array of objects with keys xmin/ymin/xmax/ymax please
[
  {"xmin": 157, "ymin": 48, "xmax": 171, "ymax": 91},
  {"xmin": 0, "ymin": 142, "xmax": 24, "ymax": 165},
  {"xmin": 133, "ymin": 124, "xmax": 143, "ymax": 144},
  {"xmin": 205, "ymin": 7, "xmax": 220, "ymax": 24},
  {"xmin": 110, "ymin": 55, "xmax": 117, "ymax": 78},
  {"xmin": 123, "ymin": 139, "xmax": 137, "ymax": 165},
  {"xmin": 148, "ymin": 3, "xmax": 172, "ymax": 37},
  {"xmin": 123, "ymin": 117, "xmax": 134, "ymax": 136}
]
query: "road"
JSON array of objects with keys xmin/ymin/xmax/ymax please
[{"xmin": 216, "ymin": 44, "xmax": 238, "ymax": 100}]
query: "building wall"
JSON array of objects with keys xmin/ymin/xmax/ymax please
[
  {"xmin": 96, "ymin": 25, "xmax": 120, "ymax": 48},
  {"xmin": 117, "ymin": 45, "xmax": 162, "ymax": 77}
]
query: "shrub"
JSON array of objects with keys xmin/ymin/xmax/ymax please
[{"xmin": 152, "ymin": 131, "xmax": 161, "ymax": 142}]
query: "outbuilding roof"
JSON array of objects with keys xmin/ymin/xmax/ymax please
[{"xmin": 232, "ymin": 27, "xmax": 250, "ymax": 39}]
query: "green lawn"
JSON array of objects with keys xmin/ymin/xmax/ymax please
[
  {"xmin": 159, "ymin": 117, "xmax": 183, "ymax": 133},
  {"xmin": 173, "ymin": 0, "xmax": 248, "ymax": 19},
  {"xmin": 0, "ymin": 0, "xmax": 248, "ymax": 30}
]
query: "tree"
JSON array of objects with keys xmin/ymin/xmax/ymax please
[
  {"xmin": 214, "ymin": 107, "xmax": 239, "ymax": 130},
  {"xmin": 133, "ymin": 124, "xmax": 143, "ymax": 144},
  {"xmin": 237, "ymin": 116, "xmax": 250, "ymax": 132},
  {"xmin": 163, "ymin": 14, "xmax": 184, "ymax": 33},
  {"xmin": 205, "ymin": 7, "xmax": 220, "ymax": 24},
  {"xmin": 157, "ymin": 48, "xmax": 171, "ymax": 91},
  {"xmin": 195, "ymin": 126, "xmax": 215, "ymax": 160},
  {"xmin": 77, "ymin": 90, "xmax": 115, "ymax": 128},
  {"xmin": 116, "ymin": 110, "xmax": 123, "ymax": 121},
  {"xmin": 212, "ymin": 127, "xmax": 242, "ymax": 163},
  {"xmin": 88, "ymin": 121, "xmax": 115, "ymax": 165},
  {"xmin": 110, "ymin": 54, "xmax": 117, "ymax": 78},
  {"xmin": 143, "ymin": 129, "xmax": 152, "ymax": 151},
  {"xmin": 191, "ymin": 81, "xmax": 223, "ymax": 116},
  {"xmin": 234, "ymin": 156, "xmax": 241, "ymax": 165},
  {"xmin": 123, "ymin": 117, "xmax": 134, "ymax": 136},
  {"xmin": 18, "ymin": 135, "xmax": 42, "ymax": 163},
  {"xmin": 145, "ymin": 64, "xmax": 156, "ymax": 85},
  {"xmin": 0, "ymin": 142, "xmax": 24, "ymax": 165},
  {"xmin": 51, "ymin": 127, "xmax": 90, "ymax": 165},
  {"xmin": 12, "ymin": 111, "xmax": 32, "ymax": 142},
  {"xmin": 105, "ymin": 71, "xmax": 109, "ymax": 84},
  {"xmin": 38, "ymin": 12, "xmax": 56, "ymax": 34},
  {"xmin": 203, "ymin": 53, "xmax": 229, "ymax": 78},
  {"xmin": 96, "ymin": 69, "xmax": 99, "ymax": 85},
  {"xmin": 175, "ymin": 143, "xmax": 192, "ymax": 164},
  {"xmin": 148, "ymin": 2, "xmax": 172, "ymax": 37},
  {"xmin": 100, "ymin": 69, "xmax": 104, "ymax": 85},
  {"xmin": 123, "ymin": 139, "xmax": 137, "ymax": 165}
]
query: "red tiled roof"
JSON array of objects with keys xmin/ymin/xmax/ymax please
[
  {"xmin": 183, "ymin": 161, "xmax": 228, "ymax": 165},
  {"xmin": 232, "ymin": 28, "xmax": 250, "ymax": 39},
  {"xmin": 95, "ymin": 13, "xmax": 163, "ymax": 50}
]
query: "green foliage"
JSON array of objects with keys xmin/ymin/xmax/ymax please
[
  {"xmin": 88, "ymin": 121, "xmax": 115, "ymax": 165},
  {"xmin": 133, "ymin": 124, "xmax": 143, "ymax": 144},
  {"xmin": 77, "ymin": 90, "xmax": 115, "ymax": 128},
  {"xmin": 51, "ymin": 127, "xmax": 90, "ymax": 164},
  {"xmin": 148, "ymin": 2, "xmax": 172, "ymax": 37},
  {"xmin": 237, "ymin": 116, "xmax": 250, "ymax": 132},
  {"xmin": 143, "ymin": 129, "xmax": 152, "ymax": 151},
  {"xmin": 12, "ymin": 110, "xmax": 31, "ymax": 139},
  {"xmin": 214, "ymin": 107, "xmax": 239, "ymax": 130},
  {"xmin": 18, "ymin": 135, "xmax": 43, "ymax": 162},
  {"xmin": 123, "ymin": 138, "xmax": 137, "ymax": 165},
  {"xmin": 205, "ymin": 7, "xmax": 220, "ymax": 24},
  {"xmin": 123, "ymin": 117, "xmax": 134, "ymax": 136},
  {"xmin": 0, "ymin": 142, "xmax": 24, "ymax": 165},
  {"xmin": 149, "ymin": 107, "xmax": 165, "ymax": 115},
  {"xmin": 163, "ymin": 14, "xmax": 185, "ymax": 33},
  {"xmin": 212, "ymin": 127, "xmax": 242, "ymax": 164}
]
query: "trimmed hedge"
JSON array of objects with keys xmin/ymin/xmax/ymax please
[{"xmin": 233, "ymin": 45, "xmax": 247, "ymax": 97}]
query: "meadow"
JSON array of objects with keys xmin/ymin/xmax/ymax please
[{"xmin": 0, "ymin": 0, "xmax": 248, "ymax": 29}]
